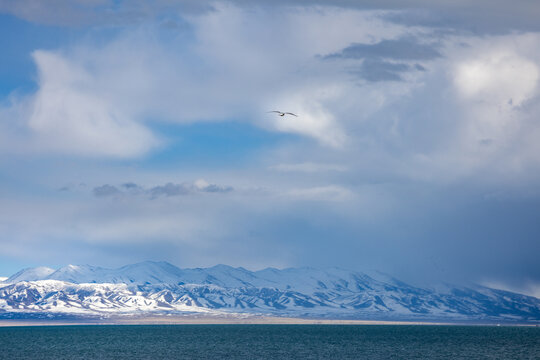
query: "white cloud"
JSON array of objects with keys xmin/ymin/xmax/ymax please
[
  {"xmin": 0, "ymin": 5, "xmax": 413, "ymax": 158},
  {"xmin": 454, "ymin": 51, "xmax": 538, "ymax": 107},
  {"xmin": 192, "ymin": 4, "xmax": 407, "ymax": 146},
  {"xmin": 3, "ymin": 3, "xmax": 449, "ymax": 160},
  {"xmin": 263, "ymin": 87, "xmax": 348, "ymax": 147},
  {"xmin": 28, "ymin": 51, "xmax": 159, "ymax": 157},
  {"xmin": 434, "ymin": 35, "xmax": 540, "ymax": 183},
  {"xmin": 0, "ymin": 50, "xmax": 160, "ymax": 158}
]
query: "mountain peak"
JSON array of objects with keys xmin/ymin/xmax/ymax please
[
  {"xmin": 208, "ymin": 264, "xmax": 238, "ymax": 271},
  {"xmin": 5, "ymin": 266, "xmax": 56, "ymax": 283}
]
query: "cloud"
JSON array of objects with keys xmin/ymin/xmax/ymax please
[
  {"xmin": 263, "ymin": 88, "xmax": 348, "ymax": 147},
  {"xmin": 454, "ymin": 51, "xmax": 539, "ymax": 106},
  {"xmin": 121, "ymin": 183, "xmax": 141, "ymax": 190},
  {"xmin": 150, "ymin": 180, "xmax": 233, "ymax": 197},
  {"xmin": 31, "ymin": 50, "xmax": 160, "ymax": 157},
  {"xmin": 325, "ymin": 36, "xmax": 440, "ymax": 82},
  {"xmin": 93, "ymin": 185, "xmax": 121, "ymax": 198},
  {"xmin": 0, "ymin": 6, "xmax": 407, "ymax": 154},
  {"xmin": 351, "ymin": 59, "xmax": 411, "ymax": 82},
  {"xmin": 92, "ymin": 180, "xmax": 233, "ymax": 198},
  {"xmin": 194, "ymin": 179, "xmax": 234, "ymax": 193},
  {"xmin": 326, "ymin": 37, "xmax": 441, "ymax": 61},
  {"xmin": 431, "ymin": 35, "xmax": 540, "ymax": 182},
  {"xmin": 380, "ymin": 2, "xmax": 540, "ymax": 34},
  {"xmin": 4, "ymin": 0, "xmax": 540, "ymax": 35},
  {"xmin": 0, "ymin": 0, "xmax": 107, "ymax": 26},
  {"xmin": 149, "ymin": 183, "xmax": 192, "ymax": 197},
  {"xmin": 2, "ymin": 2, "xmax": 540, "ymax": 291},
  {"xmin": 481, "ymin": 280, "xmax": 540, "ymax": 300},
  {"xmin": 288, "ymin": 185, "xmax": 354, "ymax": 201},
  {"xmin": 0, "ymin": 0, "xmax": 213, "ymax": 27},
  {"xmin": 2, "ymin": 6, "xmax": 539, "ymax": 187},
  {"xmin": 0, "ymin": 50, "xmax": 160, "ymax": 158}
]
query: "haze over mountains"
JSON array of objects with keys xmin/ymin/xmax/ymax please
[{"xmin": 1, "ymin": 261, "xmax": 539, "ymax": 323}]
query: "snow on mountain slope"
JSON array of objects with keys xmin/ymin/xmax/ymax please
[
  {"xmin": 0, "ymin": 280, "xmax": 217, "ymax": 316},
  {"xmin": 1, "ymin": 262, "xmax": 423, "ymax": 294},
  {"xmin": 253, "ymin": 266, "xmax": 392, "ymax": 294},
  {"xmin": 3, "ymin": 261, "xmax": 191, "ymax": 285},
  {"xmin": 5, "ymin": 267, "xmax": 55, "ymax": 283},
  {"xmin": 113, "ymin": 261, "xmax": 186, "ymax": 284},
  {"xmin": 1, "ymin": 262, "xmax": 539, "ymax": 322},
  {"xmin": 41, "ymin": 261, "xmax": 186, "ymax": 285}
]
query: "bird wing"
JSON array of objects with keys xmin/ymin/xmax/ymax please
[
  {"xmin": 285, "ymin": 112, "xmax": 298, "ymax": 117},
  {"xmin": 267, "ymin": 111, "xmax": 282, "ymax": 113}
]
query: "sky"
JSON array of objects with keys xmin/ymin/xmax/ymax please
[{"xmin": 0, "ymin": 0, "xmax": 539, "ymax": 296}]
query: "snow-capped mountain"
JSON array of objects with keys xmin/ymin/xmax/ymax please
[
  {"xmin": 6, "ymin": 266, "xmax": 55, "ymax": 283},
  {"xmin": 1, "ymin": 261, "xmax": 539, "ymax": 323}
]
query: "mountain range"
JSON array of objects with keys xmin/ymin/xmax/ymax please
[{"xmin": 1, "ymin": 261, "xmax": 539, "ymax": 323}]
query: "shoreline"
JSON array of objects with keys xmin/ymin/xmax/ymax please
[{"xmin": 0, "ymin": 315, "xmax": 537, "ymax": 327}]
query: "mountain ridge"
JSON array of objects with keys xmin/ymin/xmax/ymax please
[{"xmin": 1, "ymin": 261, "xmax": 539, "ymax": 323}]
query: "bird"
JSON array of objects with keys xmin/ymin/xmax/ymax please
[{"xmin": 268, "ymin": 110, "xmax": 298, "ymax": 117}]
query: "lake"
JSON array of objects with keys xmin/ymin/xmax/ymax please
[{"xmin": 0, "ymin": 324, "xmax": 538, "ymax": 359}]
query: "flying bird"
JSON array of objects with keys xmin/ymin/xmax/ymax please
[{"xmin": 268, "ymin": 111, "xmax": 298, "ymax": 117}]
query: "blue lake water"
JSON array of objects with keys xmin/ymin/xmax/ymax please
[{"xmin": 0, "ymin": 325, "xmax": 539, "ymax": 359}]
